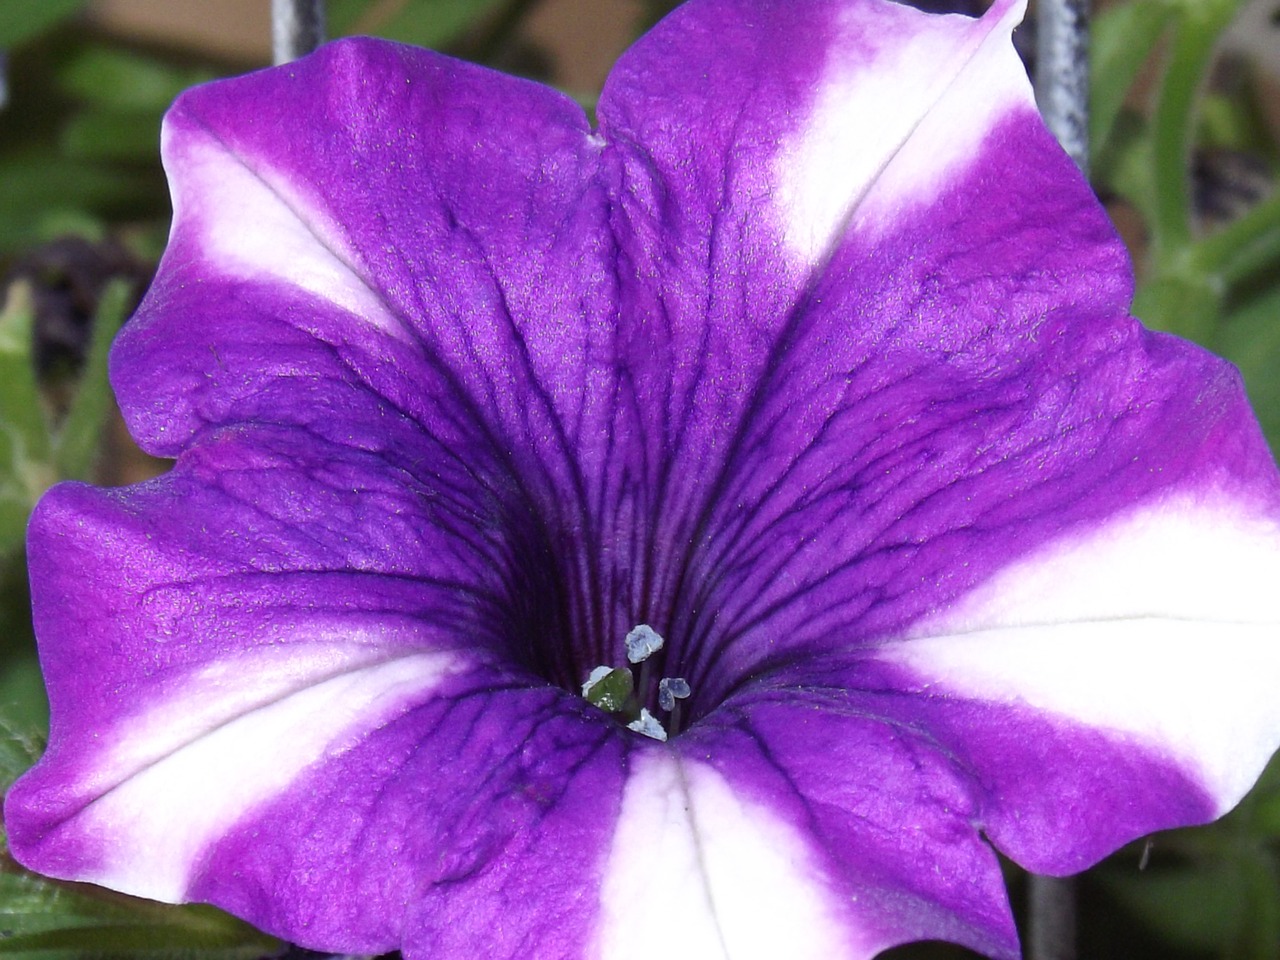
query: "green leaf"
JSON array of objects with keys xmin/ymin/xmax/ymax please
[
  {"xmin": 51, "ymin": 278, "xmax": 130, "ymax": 482},
  {"xmin": 1091, "ymin": 107, "xmax": 1157, "ymax": 227},
  {"xmin": 0, "ymin": 698, "xmax": 44, "ymax": 792},
  {"xmin": 0, "ymin": 285, "xmax": 54, "ymax": 556},
  {"xmin": 60, "ymin": 110, "xmax": 161, "ymax": 165},
  {"xmin": 1130, "ymin": 255, "xmax": 1223, "ymax": 341},
  {"xmin": 1194, "ymin": 187, "xmax": 1280, "ymax": 291},
  {"xmin": 0, "ymin": 869, "xmax": 283, "ymax": 959},
  {"xmin": 0, "ymin": 0, "xmax": 86, "ymax": 49},
  {"xmin": 56, "ymin": 47, "xmax": 216, "ymax": 113},
  {"xmin": 327, "ymin": 0, "xmax": 371, "ymax": 35},
  {"xmin": 1089, "ymin": 0, "xmax": 1172, "ymax": 161},
  {"xmin": 1147, "ymin": 0, "xmax": 1244, "ymax": 257},
  {"xmin": 0, "ymin": 153, "xmax": 163, "ymax": 257},
  {"xmin": 1101, "ymin": 848, "xmax": 1280, "ymax": 957},
  {"xmin": 0, "ymin": 548, "xmax": 45, "ymax": 735},
  {"xmin": 1198, "ymin": 89, "xmax": 1278, "ymax": 158},
  {"xmin": 336, "ymin": 0, "xmax": 509, "ymax": 49},
  {"xmin": 1214, "ymin": 282, "xmax": 1280, "ymax": 453}
]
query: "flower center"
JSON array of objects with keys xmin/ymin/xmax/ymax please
[{"xmin": 581, "ymin": 624, "xmax": 691, "ymax": 741}]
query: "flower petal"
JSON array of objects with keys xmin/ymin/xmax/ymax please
[
  {"xmin": 5, "ymin": 427, "xmax": 633, "ymax": 952},
  {"xmin": 593, "ymin": 0, "xmax": 1145, "ymax": 682},
  {"xmin": 875, "ymin": 491, "xmax": 1280, "ymax": 872},
  {"xmin": 619, "ymin": 700, "xmax": 1023, "ymax": 959},
  {"xmin": 194, "ymin": 686, "xmax": 630, "ymax": 955},
  {"xmin": 113, "ymin": 36, "xmax": 614, "ymax": 505},
  {"xmin": 598, "ymin": 0, "xmax": 1280, "ymax": 713},
  {"xmin": 593, "ymin": 750, "xmax": 880, "ymax": 960},
  {"xmin": 10, "ymin": 1, "xmax": 1280, "ymax": 958}
]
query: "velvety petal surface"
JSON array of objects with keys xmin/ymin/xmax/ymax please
[
  {"xmin": 9, "ymin": 426, "xmax": 635, "ymax": 952},
  {"xmin": 8, "ymin": 0, "xmax": 1280, "ymax": 957}
]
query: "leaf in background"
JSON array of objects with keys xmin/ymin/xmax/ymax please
[
  {"xmin": 1100, "ymin": 849, "xmax": 1280, "ymax": 959},
  {"xmin": 0, "ymin": 551, "xmax": 45, "ymax": 735},
  {"xmin": 1214, "ymin": 281, "xmax": 1280, "ymax": 452},
  {"xmin": 0, "ymin": 285, "xmax": 53, "ymax": 556},
  {"xmin": 1146, "ymin": 0, "xmax": 1245, "ymax": 253},
  {"xmin": 51, "ymin": 278, "xmax": 129, "ymax": 482},
  {"xmin": 327, "ymin": 0, "xmax": 373, "ymax": 35},
  {"xmin": 56, "ymin": 47, "xmax": 216, "ymax": 113},
  {"xmin": 1199, "ymin": 88, "xmax": 1280, "ymax": 160},
  {"xmin": 1089, "ymin": 0, "xmax": 1172, "ymax": 161},
  {"xmin": 0, "ymin": 0, "xmax": 86, "ymax": 50},
  {"xmin": 59, "ymin": 109, "xmax": 161, "ymax": 164},
  {"xmin": 0, "ymin": 153, "xmax": 162, "ymax": 257},
  {"xmin": 1093, "ymin": 106, "xmax": 1157, "ymax": 224},
  {"xmin": 334, "ymin": 0, "xmax": 510, "ymax": 50},
  {"xmin": 0, "ymin": 879, "xmax": 283, "ymax": 960}
]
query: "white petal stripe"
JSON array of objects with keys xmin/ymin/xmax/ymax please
[
  {"xmin": 70, "ymin": 647, "xmax": 462, "ymax": 901},
  {"xmin": 167, "ymin": 126, "xmax": 409, "ymax": 339},
  {"xmin": 885, "ymin": 492, "xmax": 1280, "ymax": 810},
  {"xmin": 594, "ymin": 750, "xmax": 868, "ymax": 960},
  {"xmin": 774, "ymin": 0, "xmax": 1029, "ymax": 261}
]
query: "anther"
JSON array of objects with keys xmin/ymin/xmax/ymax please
[
  {"xmin": 658, "ymin": 677, "xmax": 691, "ymax": 712},
  {"xmin": 626, "ymin": 708, "xmax": 668, "ymax": 742},
  {"xmin": 624, "ymin": 624, "xmax": 665, "ymax": 664}
]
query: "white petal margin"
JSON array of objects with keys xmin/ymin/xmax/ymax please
[
  {"xmin": 65, "ymin": 642, "xmax": 462, "ymax": 902},
  {"xmin": 773, "ymin": 0, "xmax": 1029, "ymax": 261},
  {"xmin": 593, "ymin": 750, "xmax": 870, "ymax": 960},
  {"xmin": 162, "ymin": 119, "xmax": 410, "ymax": 340},
  {"xmin": 881, "ymin": 492, "xmax": 1280, "ymax": 812}
]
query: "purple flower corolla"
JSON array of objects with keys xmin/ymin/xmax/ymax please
[{"xmin": 7, "ymin": 0, "xmax": 1280, "ymax": 956}]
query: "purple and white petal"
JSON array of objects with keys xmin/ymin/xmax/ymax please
[
  {"xmin": 594, "ymin": 749, "xmax": 876, "ymax": 960},
  {"xmin": 877, "ymin": 492, "xmax": 1280, "ymax": 871},
  {"xmin": 7, "ymin": 429, "xmax": 636, "ymax": 952},
  {"xmin": 7, "ymin": 0, "xmax": 1280, "ymax": 957}
]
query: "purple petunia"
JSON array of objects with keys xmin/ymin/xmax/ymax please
[{"xmin": 7, "ymin": 0, "xmax": 1280, "ymax": 956}]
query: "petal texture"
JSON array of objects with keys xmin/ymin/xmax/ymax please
[
  {"xmin": 877, "ymin": 492, "xmax": 1280, "ymax": 872},
  {"xmin": 7, "ymin": 0, "xmax": 1280, "ymax": 957},
  {"xmin": 9, "ymin": 429, "xmax": 634, "ymax": 951}
]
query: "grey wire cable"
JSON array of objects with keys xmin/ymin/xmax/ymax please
[
  {"xmin": 272, "ymin": 0, "xmax": 327, "ymax": 65},
  {"xmin": 1028, "ymin": 873, "xmax": 1077, "ymax": 960},
  {"xmin": 1028, "ymin": 0, "xmax": 1089, "ymax": 942},
  {"xmin": 0, "ymin": 50, "xmax": 9, "ymax": 112},
  {"xmin": 1034, "ymin": 0, "xmax": 1091, "ymax": 171}
]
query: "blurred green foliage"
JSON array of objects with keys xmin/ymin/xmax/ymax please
[
  {"xmin": 1092, "ymin": 0, "xmax": 1280, "ymax": 450},
  {"xmin": 0, "ymin": 0, "xmax": 1278, "ymax": 958}
]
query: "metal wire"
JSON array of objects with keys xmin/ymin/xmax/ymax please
[
  {"xmin": 1028, "ymin": 0, "xmax": 1090, "ymax": 947},
  {"xmin": 1034, "ymin": 0, "xmax": 1091, "ymax": 170},
  {"xmin": 1028, "ymin": 873, "xmax": 1077, "ymax": 960},
  {"xmin": 272, "ymin": 0, "xmax": 327, "ymax": 65}
]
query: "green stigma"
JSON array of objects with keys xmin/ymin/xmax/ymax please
[{"xmin": 582, "ymin": 666, "xmax": 635, "ymax": 713}]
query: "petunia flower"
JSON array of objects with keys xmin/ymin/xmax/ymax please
[{"xmin": 7, "ymin": 0, "xmax": 1280, "ymax": 956}]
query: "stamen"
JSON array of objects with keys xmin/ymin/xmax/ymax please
[
  {"xmin": 581, "ymin": 628, "xmax": 689, "ymax": 741},
  {"xmin": 624, "ymin": 624, "xmax": 665, "ymax": 664},
  {"xmin": 657, "ymin": 677, "xmax": 690, "ymax": 712},
  {"xmin": 626, "ymin": 708, "xmax": 668, "ymax": 742},
  {"xmin": 581, "ymin": 666, "xmax": 612, "ymax": 696}
]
